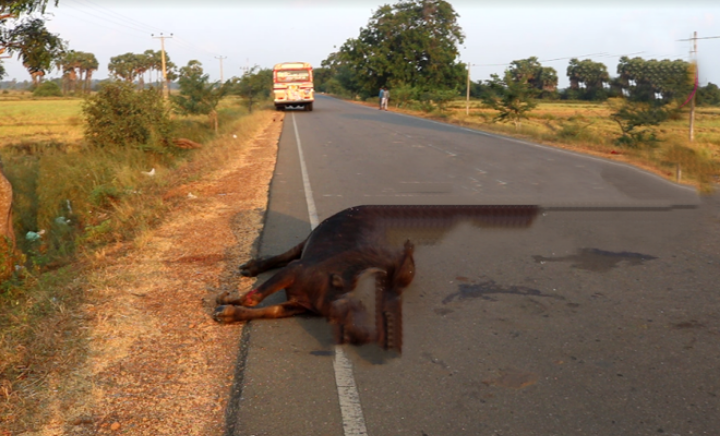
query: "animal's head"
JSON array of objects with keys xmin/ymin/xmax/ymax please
[{"xmin": 328, "ymin": 295, "xmax": 374, "ymax": 345}]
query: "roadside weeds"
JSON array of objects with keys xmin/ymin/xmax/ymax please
[{"xmin": 0, "ymin": 110, "xmax": 283, "ymax": 435}]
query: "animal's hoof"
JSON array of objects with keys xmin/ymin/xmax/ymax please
[
  {"xmin": 213, "ymin": 305, "xmax": 239, "ymax": 323},
  {"xmin": 239, "ymin": 260, "xmax": 259, "ymax": 277}
]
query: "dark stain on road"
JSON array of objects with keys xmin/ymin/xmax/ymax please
[
  {"xmin": 309, "ymin": 350, "xmax": 334, "ymax": 356},
  {"xmin": 673, "ymin": 320, "xmax": 706, "ymax": 329},
  {"xmin": 442, "ymin": 279, "xmax": 564, "ymax": 304},
  {"xmin": 532, "ymin": 248, "xmax": 658, "ymax": 272}
]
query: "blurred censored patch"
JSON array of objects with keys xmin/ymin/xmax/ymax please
[{"xmin": 365, "ymin": 205, "xmax": 540, "ymax": 246}]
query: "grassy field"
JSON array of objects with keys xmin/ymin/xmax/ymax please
[
  {"xmin": 0, "ymin": 98, "xmax": 85, "ymax": 148},
  {"xmin": 435, "ymin": 99, "xmax": 720, "ymax": 189}
]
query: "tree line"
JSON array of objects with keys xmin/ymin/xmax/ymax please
[{"xmin": 312, "ymin": 0, "xmax": 718, "ymax": 109}]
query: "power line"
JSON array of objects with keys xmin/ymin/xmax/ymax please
[
  {"xmin": 55, "ymin": 5, "xmax": 162, "ymax": 37},
  {"xmin": 63, "ymin": 0, "xmax": 167, "ymax": 34}
]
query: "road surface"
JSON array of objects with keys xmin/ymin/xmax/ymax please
[{"xmin": 224, "ymin": 95, "xmax": 719, "ymax": 436}]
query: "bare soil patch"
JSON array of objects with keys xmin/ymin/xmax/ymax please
[{"xmin": 7, "ymin": 112, "xmax": 283, "ymax": 436}]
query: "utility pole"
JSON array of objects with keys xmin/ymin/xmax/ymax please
[
  {"xmin": 152, "ymin": 32, "xmax": 173, "ymax": 99},
  {"xmin": 678, "ymin": 32, "xmax": 720, "ymax": 142},
  {"xmin": 466, "ymin": 62, "xmax": 471, "ymax": 116},
  {"xmin": 689, "ymin": 31, "xmax": 697, "ymax": 142},
  {"xmin": 215, "ymin": 55, "xmax": 227, "ymax": 82}
]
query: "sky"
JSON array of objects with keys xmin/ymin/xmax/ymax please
[{"xmin": 2, "ymin": 0, "xmax": 719, "ymax": 89}]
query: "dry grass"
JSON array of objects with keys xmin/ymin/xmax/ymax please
[
  {"xmin": 0, "ymin": 106, "xmax": 283, "ymax": 435},
  {"xmin": 0, "ymin": 99, "xmax": 85, "ymax": 148}
]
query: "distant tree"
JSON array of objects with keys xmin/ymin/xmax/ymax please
[
  {"xmin": 697, "ymin": 82, "xmax": 720, "ymax": 106},
  {"xmin": 173, "ymin": 60, "xmax": 228, "ymax": 133},
  {"xmin": 56, "ymin": 49, "xmax": 79, "ymax": 93},
  {"xmin": 142, "ymin": 49, "xmax": 161, "ymax": 85},
  {"xmin": 482, "ymin": 71, "xmax": 537, "ymax": 130},
  {"xmin": 228, "ymin": 66, "xmax": 272, "ymax": 112},
  {"xmin": 57, "ymin": 50, "xmax": 98, "ymax": 94},
  {"xmin": 79, "ymin": 51, "xmax": 98, "ymax": 93},
  {"xmin": 312, "ymin": 66, "xmax": 332, "ymax": 93},
  {"xmin": 508, "ymin": 56, "xmax": 558, "ymax": 97},
  {"xmin": 469, "ymin": 80, "xmax": 493, "ymax": 99},
  {"xmin": 165, "ymin": 59, "xmax": 178, "ymax": 90},
  {"xmin": 616, "ymin": 56, "xmax": 692, "ymax": 103},
  {"xmin": 566, "ymin": 58, "xmax": 609, "ymax": 101},
  {"xmin": 611, "ymin": 57, "xmax": 693, "ymax": 147},
  {"xmin": 108, "ymin": 52, "xmax": 138, "ymax": 83},
  {"xmin": 327, "ymin": 0, "xmax": 465, "ymax": 97},
  {"xmin": 32, "ymin": 79, "xmax": 60, "ymax": 96}
]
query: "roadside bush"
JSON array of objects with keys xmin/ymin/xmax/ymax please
[
  {"xmin": 610, "ymin": 101, "xmax": 669, "ymax": 148},
  {"xmin": 83, "ymin": 81, "xmax": 173, "ymax": 148},
  {"xmin": 392, "ymin": 84, "xmax": 419, "ymax": 108},
  {"xmin": 32, "ymin": 81, "xmax": 62, "ymax": 97}
]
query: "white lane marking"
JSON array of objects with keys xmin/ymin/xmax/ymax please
[
  {"xmin": 292, "ymin": 113, "xmax": 319, "ymax": 228},
  {"xmin": 291, "ymin": 113, "xmax": 369, "ymax": 436},
  {"xmin": 425, "ymin": 143, "xmax": 457, "ymax": 157}
]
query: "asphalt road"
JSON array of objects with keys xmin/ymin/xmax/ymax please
[{"xmin": 225, "ymin": 95, "xmax": 719, "ymax": 436}]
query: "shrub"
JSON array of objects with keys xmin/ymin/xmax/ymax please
[
  {"xmin": 83, "ymin": 81, "xmax": 173, "ymax": 148},
  {"xmin": 32, "ymin": 81, "xmax": 62, "ymax": 97}
]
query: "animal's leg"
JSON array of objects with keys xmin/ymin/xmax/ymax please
[
  {"xmin": 239, "ymin": 239, "xmax": 306, "ymax": 277},
  {"xmin": 217, "ymin": 263, "xmax": 301, "ymax": 306},
  {"xmin": 214, "ymin": 301, "xmax": 308, "ymax": 323},
  {"xmin": 239, "ymin": 263, "xmax": 302, "ymax": 307}
]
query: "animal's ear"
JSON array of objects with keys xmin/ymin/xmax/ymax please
[
  {"xmin": 393, "ymin": 243, "xmax": 415, "ymax": 290},
  {"xmin": 331, "ymin": 274, "xmax": 344, "ymax": 288},
  {"xmin": 403, "ymin": 239, "xmax": 415, "ymax": 254}
]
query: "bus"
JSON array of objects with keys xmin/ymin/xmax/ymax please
[{"xmin": 273, "ymin": 62, "xmax": 314, "ymax": 111}]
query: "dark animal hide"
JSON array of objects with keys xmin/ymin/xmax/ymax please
[{"xmin": 214, "ymin": 205, "xmax": 539, "ymax": 351}]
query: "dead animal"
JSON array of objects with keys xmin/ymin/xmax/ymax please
[{"xmin": 214, "ymin": 205, "xmax": 539, "ymax": 351}]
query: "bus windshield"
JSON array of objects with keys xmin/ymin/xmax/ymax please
[{"xmin": 276, "ymin": 70, "xmax": 311, "ymax": 83}]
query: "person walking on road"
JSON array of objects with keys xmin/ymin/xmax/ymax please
[
  {"xmin": 378, "ymin": 87, "xmax": 385, "ymax": 110},
  {"xmin": 381, "ymin": 87, "xmax": 390, "ymax": 111}
]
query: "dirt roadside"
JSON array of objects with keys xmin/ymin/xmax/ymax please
[{"xmin": 13, "ymin": 112, "xmax": 283, "ymax": 436}]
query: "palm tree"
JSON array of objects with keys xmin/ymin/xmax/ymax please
[
  {"xmin": 108, "ymin": 52, "xmax": 137, "ymax": 83},
  {"xmin": 78, "ymin": 51, "xmax": 98, "ymax": 93},
  {"xmin": 143, "ymin": 49, "xmax": 161, "ymax": 86},
  {"xmin": 55, "ymin": 50, "xmax": 77, "ymax": 93}
]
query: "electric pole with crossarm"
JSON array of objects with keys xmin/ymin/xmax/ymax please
[
  {"xmin": 678, "ymin": 32, "xmax": 720, "ymax": 142},
  {"xmin": 152, "ymin": 33, "xmax": 173, "ymax": 99},
  {"xmin": 215, "ymin": 56, "xmax": 227, "ymax": 82}
]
